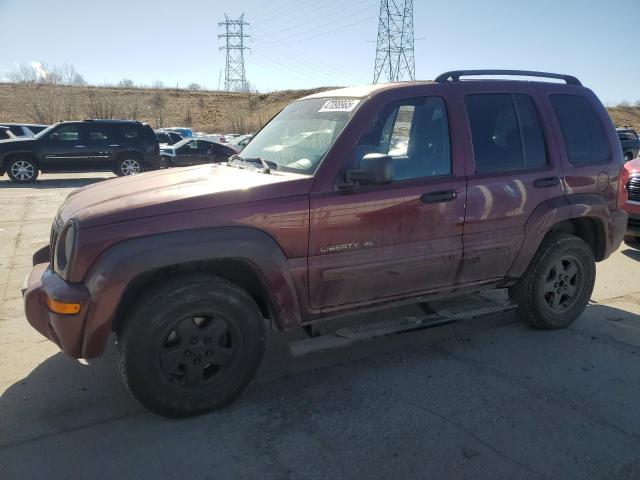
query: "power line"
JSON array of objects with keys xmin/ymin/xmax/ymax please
[
  {"xmin": 373, "ymin": 0, "xmax": 415, "ymax": 83},
  {"xmin": 218, "ymin": 14, "xmax": 250, "ymax": 91}
]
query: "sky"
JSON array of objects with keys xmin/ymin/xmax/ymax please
[{"xmin": 0, "ymin": 0, "xmax": 638, "ymax": 104}]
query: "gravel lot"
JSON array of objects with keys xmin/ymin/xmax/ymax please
[{"xmin": 1, "ymin": 173, "xmax": 639, "ymax": 479}]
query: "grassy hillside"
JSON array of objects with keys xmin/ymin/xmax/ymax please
[
  {"xmin": 0, "ymin": 83, "xmax": 330, "ymax": 133},
  {"xmin": 1, "ymin": 82, "xmax": 638, "ymax": 133}
]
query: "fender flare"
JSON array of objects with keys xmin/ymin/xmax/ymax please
[
  {"xmin": 507, "ymin": 194, "xmax": 619, "ymax": 279},
  {"xmin": 80, "ymin": 226, "xmax": 302, "ymax": 357}
]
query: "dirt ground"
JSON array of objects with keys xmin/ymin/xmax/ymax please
[{"xmin": 1, "ymin": 173, "xmax": 639, "ymax": 479}]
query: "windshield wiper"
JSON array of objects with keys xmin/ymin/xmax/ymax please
[{"xmin": 229, "ymin": 154, "xmax": 276, "ymax": 174}]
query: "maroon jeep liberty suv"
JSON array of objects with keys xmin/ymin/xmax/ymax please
[{"xmin": 23, "ymin": 70, "xmax": 627, "ymax": 417}]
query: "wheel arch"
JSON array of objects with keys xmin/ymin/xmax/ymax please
[
  {"xmin": 507, "ymin": 194, "xmax": 619, "ymax": 279},
  {"xmin": 79, "ymin": 227, "xmax": 302, "ymax": 357},
  {"xmin": 3, "ymin": 151, "xmax": 39, "ymax": 169}
]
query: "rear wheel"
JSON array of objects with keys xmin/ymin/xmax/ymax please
[
  {"xmin": 7, "ymin": 158, "xmax": 39, "ymax": 183},
  {"xmin": 114, "ymin": 156, "xmax": 143, "ymax": 176},
  {"xmin": 510, "ymin": 233, "xmax": 595, "ymax": 329},
  {"xmin": 117, "ymin": 274, "xmax": 265, "ymax": 417}
]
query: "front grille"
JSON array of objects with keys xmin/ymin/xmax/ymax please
[{"xmin": 628, "ymin": 176, "xmax": 640, "ymax": 203}]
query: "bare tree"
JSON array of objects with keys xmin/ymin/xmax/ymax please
[
  {"xmin": 7, "ymin": 62, "xmax": 88, "ymax": 123},
  {"xmin": 86, "ymin": 90, "xmax": 120, "ymax": 119},
  {"xmin": 188, "ymin": 82, "xmax": 202, "ymax": 91},
  {"xmin": 149, "ymin": 81, "xmax": 167, "ymax": 128},
  {"xmin": 618, "ymin": 100, "xmax": 631, "ymax": 108},
  {"xmin": 118, "ymin": 78, "xmax": 135, "ymax": 88}
]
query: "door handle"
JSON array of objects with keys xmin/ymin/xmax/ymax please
[
  {"xmin": 421, "ymin": 190, "xmax": 457, "ymax": 204},
  {"xmin": 533, "ymin": 176, "xmax": 560, "ymax": 188},
  {"xmin": 73, "ymin": 145, "xmax": 86, "ymax": 149},
  {"xmin": 108, "ymin": 144, "xmax": 120, "ymax": 147}
]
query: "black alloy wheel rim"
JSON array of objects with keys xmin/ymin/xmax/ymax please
[
  {"xmin": 157, "ymin": 315, "xmax": 239, "ymax": 390},
  {"xmin": 542, "ymin": 256, "xmax": 582, "ymax": 312}
]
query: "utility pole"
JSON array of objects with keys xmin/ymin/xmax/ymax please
[
  {"xmin": 218, "ymin": 14, "xmax": 250, "ymax": 92},
  {"xmin": 373, "ymin": 0, "xmax": 415, "ymax": 84}
]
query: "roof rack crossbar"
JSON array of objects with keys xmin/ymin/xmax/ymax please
[{"xmin": 435, "ymin": 70, "xmax": 582, "ymax": 86}]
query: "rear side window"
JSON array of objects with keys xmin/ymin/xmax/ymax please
[
  {"xmin": 466, "ymin": 93, "xmax": 548, "ymax": 174},
  {"xmin": 8, "ymin": 126, "xmax": 23, "ymax": 136},
  {"xmin": 549, "ymin": 94, "xmax": 610, "ymax": 165}
]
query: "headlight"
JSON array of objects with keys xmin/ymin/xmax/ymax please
[{"xmin": 55, "ymin": 220, "xmax": 76, "ymax": 275}]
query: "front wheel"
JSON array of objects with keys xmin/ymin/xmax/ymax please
[
  {"xmin": 117, "ymin": 274, "xmax": 265, "ymax": 417},
  {"xmin": 510, "ymin": 232, "xmax": 595, "ymax": 330},
  {"xmin": 7, "ymin": 158, "xmax": 39, "ymax": 183},
  {"xmin": 114, "ymin": 156, "xmax": 143, "ymax": 176}
]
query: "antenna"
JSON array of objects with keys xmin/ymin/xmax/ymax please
[
  {"xmin": 218, "ymin": 14, "xmax": 250, "ymax": 92},
  {"xmin": 373, "ymin": 0, "xmax": 415, "ymax": 83}
]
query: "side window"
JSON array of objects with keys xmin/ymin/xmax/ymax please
[
  {"xmin": 51, "ymin": 124, "xmax": 81, "ymax": 141},
  {"xmin": 466, "ymin": 93, "xmax": 548, "ymax": 173},
  {"xmin": 8, "ymin": 126, "xmax": 23, "ymax": 136},
  {"xmin": 514, "ymin": 94, "xmax": 547, "ymax": 168},
  {"xmin": 87, "ymin": 125, "xmax": 115, "ymax": 144},
  {"xmin": 549, "ymin": 94, "xmax": 610, "ymax": 165},
  {"xmin": 356, "ymin": 96, "xmax": 451, "ymax": 180}
]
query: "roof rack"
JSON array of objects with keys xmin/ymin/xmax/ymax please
[{"xmin": 435, "ymin": 70, "xmax": 582, "ymax": 86}]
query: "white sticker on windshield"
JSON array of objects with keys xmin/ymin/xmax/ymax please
[{"xmin": 318, "ymin": 99, "xmax": 360, "ymax": 113}]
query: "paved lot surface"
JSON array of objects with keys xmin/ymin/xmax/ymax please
[{"xmin": 1, "ymin": 173, "xmax": 639, "ymax": 479}]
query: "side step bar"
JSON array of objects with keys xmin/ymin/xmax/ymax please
[{"xmin": 289, "ymin": 289, "xmax": 516, "ymax": 357}]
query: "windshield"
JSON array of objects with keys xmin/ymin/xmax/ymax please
[{"xmin": 239, "ymin": 98, "xmax": 359, "ymax": 174}]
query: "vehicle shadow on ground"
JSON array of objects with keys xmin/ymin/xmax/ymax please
[
  {"xmin": 0, "ymin": 308, "xmax": 515, "ymax": 447},
  {"xmin": 0, "ymin": 177, "xmax": 110, "ymax": 189},
  {"xmin": 1, "ymin": 303, "xmax": 640, "ymax": 479},
  {"xmin": 621, "ymin": 246, "xmax": 640, "ymax": 261}
]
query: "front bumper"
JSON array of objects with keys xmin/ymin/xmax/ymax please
[{"xmin": 23, "ymin": 259, "xmax": 91, "ymax": 358}]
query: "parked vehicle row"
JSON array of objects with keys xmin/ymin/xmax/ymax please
[
  {"xmin": 617, "ymin": 127, "xmax": 640, "ymax": 161},
  {"xmin": 22, "ymin": 70, "xmax": 627, "ymax": 417},
  {"xmin": 0, "ymin": 120, "xmax": 160, "ymax": 182},
  {"xmin": 160, "ymin": 138, "xmax": 238, "ymax": 167}
]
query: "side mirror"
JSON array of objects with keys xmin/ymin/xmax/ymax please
[{"xmin": 345, "ymin": 153, "xmax": 394, "ymax": 186}]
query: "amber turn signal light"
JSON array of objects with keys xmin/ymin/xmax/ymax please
[{"xmin": 45, "ymin": 297, "xmax": 81, "ymax": 315}]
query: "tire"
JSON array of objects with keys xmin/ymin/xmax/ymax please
[
  {"xmin": 6, "ymin": 157, "xmax": 39, "ymax": 183},
  {"xmin": 510, "ymin": 232, "xmax": 595, "ymax": 330},
  {"xmin": 160, "ymin": 156, "xmax": 172, "ymax": 169},
  {"xmin": 114, "ymin": 155, "xmax": 143, "ymax": 176},
  {"xmin": 117, "ymin": 274, "xmax": 265, "ymax": 417}
]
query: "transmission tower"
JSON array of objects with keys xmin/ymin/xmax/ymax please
[
  {"xmin": 218, "ymin": 14, "xmax": 250, "ymax": 92},
  {"xmin": 373, "ymin": 0, "xmax": 415, "ymax": 84}
]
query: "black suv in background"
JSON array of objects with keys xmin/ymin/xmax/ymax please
[
  {"xmin": 618, "ymin": 128, "xmax": 640, "ymax": 161},
  {"xmin": 0, "ymin": 120, "xmax": 160, "ymax": 182}
]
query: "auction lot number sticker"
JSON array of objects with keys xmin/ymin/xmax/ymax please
[{"xmin": 319, "ymin": 99, "xmax": 360, "ymax": 112}]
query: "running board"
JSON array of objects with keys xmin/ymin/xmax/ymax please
[{"xmin": 289, "ymin": 289, "xmax": 516, "ymax": 357}]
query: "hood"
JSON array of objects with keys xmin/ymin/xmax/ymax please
[{"xmin": 59, "ymin": 164, "xmax": 313, "ymax": 229}]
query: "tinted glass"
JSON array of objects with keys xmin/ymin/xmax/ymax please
[
  {"xmin": 467, "ymin": 94, "xmax": 522, "ymax": 173},
  {"xmin": 550, "ymin": 94, "xmax": 610, "ymax": 165},
  {"xmin": 8, "ymin": 126, "xmax": 23, "ymax": 136},
  {"xmin": 87, "ymin": 125, "xmax": 115, "ymax": 143},
  {"xmin": 52, "ymin": 124, "xmax": 81, "ymax": 141},
  {"xmin": 29, "ymin": 126, "xmax": 47, "ymax": 134},
  {"xmin": 514, "ymin": 94, "xmax": 547, "ymax": 168},
  {"xmin": 467, "ymin": 93, "xmax": 547, "ymax": 173},
  {"xmin": 0, "ymin": 128, "xmax": 11, "ymax": 139},
  {"xmin": 356, "ymin": 97, "xmax": 451, "ymax": 180}
]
